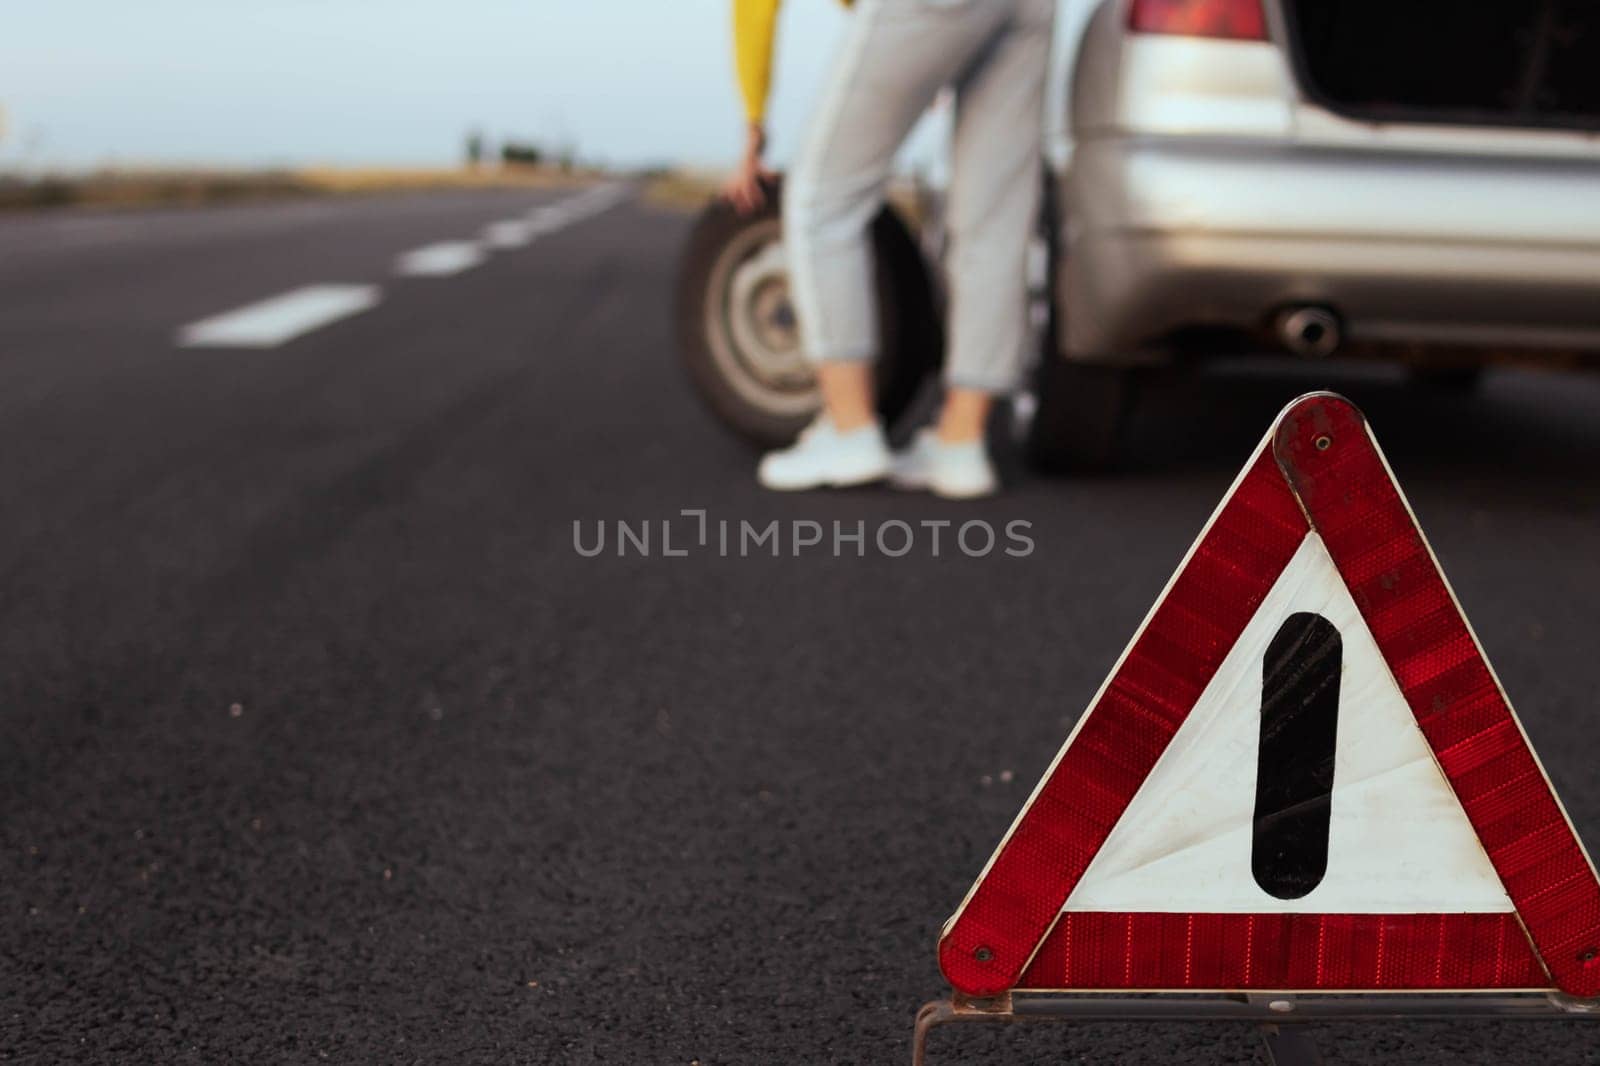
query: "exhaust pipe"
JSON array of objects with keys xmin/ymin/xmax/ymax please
[{"xmin": 1277, "ymin": 306, "xmax": 1342, "ymax": 358}]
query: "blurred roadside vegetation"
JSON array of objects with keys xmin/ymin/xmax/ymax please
[
  {"xmin": 641, "ymin": 169, "xmax": 721, "ymax": 212},
  {"xmin": 642, "ymin": 169, "xmax": 928, "ymax": 227},
  {"xmin": 0, "ymin": 164, "xmax": 601, "ymax": 213},
  {"xmin": 0, "ymin": 164, "xmax": 929, "ymax": 225}
]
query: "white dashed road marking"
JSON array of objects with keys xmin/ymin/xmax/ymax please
[
  {"xmin": 175, "ymin": 183, "xmax": 631, "ymax": 348},
  {"xmin": 482, "ymin": 220, "xmax": 536, "ymax": 249},
  {"xmin": 395, "ymin": 240, "xmax": 489, "ymax": 277},
  {"xmin": 526, "ymin": 183, "xmax": 628, "ymax": 233},
  {"xmin": 525, "ymin": 206, "xmax": 571, "ymax": 234},
  {"xmin": 177, "ymin": 284, "xmax": 381, "ymax": 349}
]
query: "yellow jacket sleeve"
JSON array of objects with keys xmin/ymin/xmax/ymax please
[{"xmin": 733, "ymin": 0, "xmax": 784, "ymax": 125}]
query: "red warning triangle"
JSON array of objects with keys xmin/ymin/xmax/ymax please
[{"xmin": 940, "ymin": 393, "xmax": 1600, "ymax": 998}]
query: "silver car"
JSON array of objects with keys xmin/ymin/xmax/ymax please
[
  {"xmin": 1029, "ymin": 0, "xmax": 1600, "ymax": 462},
  {"xmin": 677, "ymin": 0, "xmax": 1600, "ymax": 467}
]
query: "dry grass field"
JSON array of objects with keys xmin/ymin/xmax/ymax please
[{"xmin": 0, "ymin": 164, "xmax": 601, "ymax": 212}]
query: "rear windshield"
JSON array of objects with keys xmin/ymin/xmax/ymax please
[{"xmin": 1283, "ymin": 0, "xmax": 1600, "ymax": 130}]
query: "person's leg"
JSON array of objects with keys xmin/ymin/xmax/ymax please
[
  {"xmin": 785, "ymin": 0, "xmax": 1003, "ymax": 381},
  {"xmin": 939, "ymin": 0, "xmax": 1054, "ymax": 438},
  {"xmin": 762, "ymin": 0, "xmax": 1003, "ymax": 490},
  {"xmin": 935, "ymin": 387, "xmax": 992, "ymax": 444},
  {"xmin": 815, "ymin": 362, "xmax": 876, "ymax": 433},
  {"xmin": 888, "ymin": 0, "xmax": 1053, "ymax": 499}
]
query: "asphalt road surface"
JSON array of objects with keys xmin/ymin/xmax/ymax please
[{"xmin": 3, "ymin": 185, "xmax": 1599, "ymax": 1065}]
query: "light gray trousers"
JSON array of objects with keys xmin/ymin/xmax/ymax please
[{"xmin": 784, "ymin": 0, "xmax": 1055, "ymax": 394}]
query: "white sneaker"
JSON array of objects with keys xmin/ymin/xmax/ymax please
[
  {"xmin": 757, "ymin": 416, "xmax": 892, "ymax": 492},
  {"xmin": 889, "ymin": 429, "xmax": 999, "ymax": 500}
]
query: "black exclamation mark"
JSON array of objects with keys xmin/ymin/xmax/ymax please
[{"xmin": 1252, "ymin": 612, "xmax": 1342, "ymax": 900}]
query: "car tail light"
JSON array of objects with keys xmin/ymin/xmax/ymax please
[{"xmin": 1128, "ymin": 0, "xmax": 1267, "ymax": 41}]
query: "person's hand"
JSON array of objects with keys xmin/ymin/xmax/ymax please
[{"xmin": 723, "ymin": 123, "xmax": 775, "ymax": 214}]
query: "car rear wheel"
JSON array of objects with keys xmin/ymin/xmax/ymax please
[
  {"xmin": 1020, "ymin": 181, "xmax": 1138, "ymax": 472},
  {"xmin": 1025, "ymin": 357, "xmax": 1140, "ymax": 473},
  {"xmin": 675, "ymin": 178, "xmax": 942, "ymax": 448}
]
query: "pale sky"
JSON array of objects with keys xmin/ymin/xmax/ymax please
[{"xmin": 3, "ymin": 1, "xmax": 1089, "ymax": 174}]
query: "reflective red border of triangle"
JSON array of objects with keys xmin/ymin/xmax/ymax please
[
  {"xmin": 938, "ymin": 393, "xmax": 1600, "ymax": 998},
  {"xmin": 1018, "ymin": 912, "xmax": 1545, "ymax": 991}
]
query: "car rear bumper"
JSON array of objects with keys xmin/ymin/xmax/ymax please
[{"xmin": 1059, "ymin": 135, "xmax": 1600, "ymax": 360}]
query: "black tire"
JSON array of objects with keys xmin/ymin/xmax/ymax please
[
  {"xmin": 1025, "ymin": 357, "xmax": 1139, "ymax": 473},
  {"xmin": 1015, "ymin": 167, "xmax": 1139, "ymax": 474},
  {"xmin": 675, "ymin": 177, "xmax": 942, "ymax": 447}
]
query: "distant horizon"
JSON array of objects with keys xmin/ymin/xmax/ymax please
[{"xmin": 1, "ymin": 1, "xmax": 900, "ymax": 174}]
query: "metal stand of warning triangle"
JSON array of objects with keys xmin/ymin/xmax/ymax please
[{"xmin": 912, "ymin": 991, "xmax": 1600, "ymax": 1066}]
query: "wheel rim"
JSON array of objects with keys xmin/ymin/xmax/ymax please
[{"xmin": 704, "ymin": 220, "xmax": 819, "ymax": 420}]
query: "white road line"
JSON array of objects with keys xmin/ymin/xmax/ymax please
[
  {"xmin": 525, "ymin": 206, "xmax": 571, "ymax": 233},
  {"xmin": 172, "ymin": 184, "xmax": 632, "ymax": 349},
  {"xmin": 524, "ymin": 183, "xmax": 629, "ymax": 234},
  {"xmin": 395, "ymin": 240, "xmax": 488, "ymax": 277},
  {"xmin": 177, "ymin": 284, "xmax": 381, "ymax": 349},
  {"xmin": 562, "ymin": 191, "xmax": 624, "ymax": 221},
  {"xmin": 482, "ymin": 219, "xmax": 536, "ymax": 249}
]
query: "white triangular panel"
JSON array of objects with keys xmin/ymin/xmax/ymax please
[{"xmin": 1064, "ymin": 533, "xmax": 1512, "ymax": 915}]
